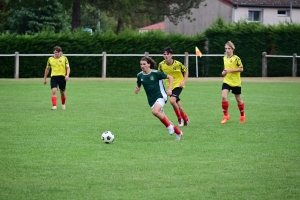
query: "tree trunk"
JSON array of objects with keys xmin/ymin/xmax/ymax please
[
  {"xmin": 71, "ymin": 0, "xmax": 81, "ymax": 31},
  {"xmin": 116, "ymin": 17, "xmax": 124, "ymax": 34}
]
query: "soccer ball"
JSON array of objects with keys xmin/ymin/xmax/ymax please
[{"xmin": 101, "ymin": 131, "xmax": 114, "ymax": 144}]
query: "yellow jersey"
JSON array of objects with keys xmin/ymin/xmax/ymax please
[
  {"xmin": 223, "ymin": 55, "xmax": 243, "ymax": 87},
  {"xmin": 46, "ymin": 56, "xmax": 69, "ymax": 77},
  {"xmin": 158, "ymin": 60, "xmax": 188, "ymax": 90}
]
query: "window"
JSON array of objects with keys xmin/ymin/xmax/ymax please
[
  {"xmin": 278, "ymin": 10, "xmax": 290, "ymax": 17},
  {"xmin": 248, "ymin": 10, "xmax": 262, "ymax": 22}
]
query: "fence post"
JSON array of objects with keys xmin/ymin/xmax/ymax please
[
  {"xmin": 102, "ymin": 52, "xmax": 106, "ymax": 78},
  {"xmin": 14, "ymin": 51, "xmax": 19, "ymax": 79},
  {"xmin": 262, "ymin": 52, "xmax": 267, "ymax": 77},
  {"xmin": 184, "ymin": 52, "xmax": 189, "ymax": 68},
  {"xmin": 145, "ymin": 52, "xmax": 149, "ymax": 57},
  {"xmin": 292, "ymin": 53, "xmax": 297, "ymax": 77}
]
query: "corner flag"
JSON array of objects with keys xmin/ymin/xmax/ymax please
[{"xmin": 195, "ymin": 47, "xmax": 202, "ymax": 58}]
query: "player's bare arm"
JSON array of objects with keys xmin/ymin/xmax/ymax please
[
  {"xmin": 134, "ymin": 86, "xmax": 141, "ymax": 94},
  {"xmin": 222, "ymin": 67, "xmax": 243, "ymax": 75},
  {"xmin": 180, "ymin": 70, "xmax": 189, "ymax": 87},
  {"xmin": 166, "ymin": 75, "xmax": 173, "ymax": 96},
  {"xmin": 43, "ymin": 68, "xmax": 50, "ymax": 84},
  {"xmin": 65, "ymin": 67, "xmax": 70, "ymax": 81}
]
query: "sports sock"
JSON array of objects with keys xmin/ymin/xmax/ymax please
[
  {"xmin": 222, "ymin": 101, "xmax": 229, "ymax": 116},
  {"xmin": 174, "ymin": 109, "xmax": 182, "ymax": 119},
  {"xmin": 238, "ymin": 103, "xmax": 245, "ymax": 116},
  {"xmin": 181, "ymin": 111, "xmax": 188, "ymax": 122},
  {"xmin": 160, "ymin": 116, "xmax": 171, "ymax": 127},
  {"xmin": 174, "ymin": 126, "xmax": 181, "ymax": 135},
  {"xmin": 61, "ymin": 96, "xmax": 66, "ymax": 105},
  {"xmin": 52, "ymin": 97, "xmax": 57, "ymax": 106}
]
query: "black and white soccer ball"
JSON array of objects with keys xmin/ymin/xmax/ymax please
[{"xmin": 101, "ymin": 131, "xmax": 114, "ymax": 144}]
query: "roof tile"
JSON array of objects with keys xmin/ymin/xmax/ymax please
[{"xmin": 227, "ymin": 0, "xmax": 300, "ymax": 6}]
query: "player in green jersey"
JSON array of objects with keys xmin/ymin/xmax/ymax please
[
  {"xmin": 158, "ymin": 46, "xmax": 189, "ymax": 127},
  {"xmin": 221, "ymin": 41, "xmax": 245, "ymax": 124},
  {"xmin": 135, "ymin": 56, "xmax": 183, "ymax": 140},
  {"xmin": 43, "ymin": 46, "xmax": 70, "ymax": 110}
]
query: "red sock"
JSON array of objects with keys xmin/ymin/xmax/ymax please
[
  {"xmin": 51, "ymin": 97, "xmax": 57, "ymax": 106},
  {"xmin": 174, "ymin": 126, "xmax": 181, "ymax": 135},
  {"xmin": 181, "ymin": 111, "xmax": 188, "ymax": 122},
  {"xmin": 222, "ymin": 101, "xmax": 229, "ymax": 116},
  {"xmin": 174, "ymin": 109, "xmax": 182, "ymax": 119},
  {"xmin": 160, "ymin": 116, "xmax": 171, "ymax": 127},
  {"xmin": 61, "ymin": 96, "xmax": 66, "ymax": 105},
  {"xmin": 238, "ymin": 103, "xmax": 245, "ymax": 116}
]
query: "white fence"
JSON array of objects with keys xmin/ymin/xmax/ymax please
[
  {"xmin": 262, "ymin": 52, "xmax": 298, "ymax": 77},
  {"xmin": 0, "ymin": 52, "xmax": 298, "ymax": 78}
]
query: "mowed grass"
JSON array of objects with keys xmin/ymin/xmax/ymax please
[{"xmin": 0, "ymin": 77, "xmax": 299, "ymax": 200}]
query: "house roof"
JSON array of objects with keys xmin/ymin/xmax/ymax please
[
  {"xmin": 139, "ymin": 22, "xmax": 164, "ymax": 30},
  {"xmin": 224, "ymin": 0, "xmax": 300, "ymax": 7}
]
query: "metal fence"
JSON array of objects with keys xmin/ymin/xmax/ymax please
[{"xmin": 0, "ymin": 52, "xmax": 298, "ymax": 78}]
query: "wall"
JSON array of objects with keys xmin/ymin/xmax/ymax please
[
  {"xmin": 165, "ymin": 0, "xmax": 232, "ymax": 35},
  {"xmin": 165, "ymin": 0, "xmax": 300, "ymax": 35}
]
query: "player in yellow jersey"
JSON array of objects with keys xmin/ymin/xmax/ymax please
[
  {"xmin": 43, "ymin": 46, "xmax": 70, "ymax": 110},
  {"xmin": 221, "ymin": 41, "xmax": 245, "ymax": 124},
  {"xmin": 158, "ymin": 46, "xmax": 189, "ymax": 127}
]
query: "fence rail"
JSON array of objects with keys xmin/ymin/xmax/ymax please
[
  {"xmin": 262, "ymin": 52, "xmax": 298, "ymax": 77},
  {"xmin": 0, "ymin": 52, "xmax": 298, "ymax": 78}
]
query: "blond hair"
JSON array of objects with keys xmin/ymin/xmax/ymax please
[{"xmin": 225, "ymin": 41, "xmax": 235, "ymax": 50}]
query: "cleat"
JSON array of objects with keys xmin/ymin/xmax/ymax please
[
  {"xmin": 239, "ymin": 115, "xmax": 246, "ymax": 123},
  {"xmin": 184, "ymin": 119, "xmax": 190, "ymax": 126},
  {"xmin": 221, "ymin": 115, "xmax": 230, "ymax": 124},
  {"xmin": 167, "ymin": 125, "xmax": 175, "ymax": 135},
  {"xmin": 178, "ymin": 118, "xmax": 184, "ymax": 127},
  {"xmin": 175, "ymin": 131, "xmax": 183, "ymax": 140},
  {"xmin": 62, "ymin": 104, "xmax": 66, "ymax": 110},
  {"xmin": 51, "ymin": 106, "xmax": 57, "ymax": 110}
]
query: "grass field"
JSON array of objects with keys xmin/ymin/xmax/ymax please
[{"xmin": 0, "ymin": 77, "xmax": 299, "ymax": 200}]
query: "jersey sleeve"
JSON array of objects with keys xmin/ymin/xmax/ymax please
[
  {"xmin": 46, "ymin": 57, "xmax": 51, "ymax": 68},
  {"xmin": 64, "ymin": 56, "xmax": 70, "ymax": 67},
  {"xmin": 136, "ymin": 74, "xmax": 142, "ymax": 87},
  {"xmin": 157, "ymin": 62, "xmax": 162, "ymax": 71},
  {"xmin": 179, "ymin": 61, "xmax": 188, "ymax": 72},
  {"xmin": 236, "ymin": 56, "xmax": 243, "ymax": 67}
]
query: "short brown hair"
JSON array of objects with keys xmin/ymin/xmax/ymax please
[{"xmin": 53, "ymin": 46, "xmax": 62, "ymax": 52}]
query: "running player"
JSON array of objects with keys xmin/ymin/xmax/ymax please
[
  {"xmin": 221, "ymin": 41, "xmax": 245, "ymax": 124},
  {"xmin": 158, "ymin": 46, "xmax": 189, "ymax": 127},
  {"xmin": 134, "ymin": 56, "xmax": 183, "ymax": 140}
]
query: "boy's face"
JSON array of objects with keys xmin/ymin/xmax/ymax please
[
  {"xmin": 225, "ymin": 45, "xmax": 233, "ymax": 56},
  {"xmin": 140, "ymin": 60, "xmax": 149, "ymax": 72},
  {"xmin": 54, "ymin": 50, "xmax": 60, "ymax": 58},
  {"xmin": 163, "ymin": 51, "xmax": 172, "ymax": 61}
]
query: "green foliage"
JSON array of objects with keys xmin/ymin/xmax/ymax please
[
  {"xmin": 0, "ymin": 20, "xmax": 299, "ymax": 78},
  {"xmin": 3, "ymin": 0, "xmax": 71, "ymax": 34},
  {"xmin": 0, "ymin": 30, "xmax": 206, "ymax": 78},
  {"xmin": 204, "ymin": 18, "xmax": 300, "ymax": 77},
  {"xmin": 81, "ymin": 4, "xmax": 117, "ymax": 33}
]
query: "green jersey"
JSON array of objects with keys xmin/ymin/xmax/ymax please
[{"xmin": 137, "ymin": 69, "xmax": 168, "ymax": 107}]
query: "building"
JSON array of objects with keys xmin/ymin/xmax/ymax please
[
  {"xmin": 165, "ymin": 0, "xmax": 300, "ymax": 35},
  {"xmin": 139, "ymin": 22, "xmax": 165, "ymax": 33}
]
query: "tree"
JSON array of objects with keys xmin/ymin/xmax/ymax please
[
  {"xmin": 137, "ymin": 0, "xmax": 205, "ymax": 25},
  {"xmin": 3, "ymin": 0, "xmax": 71, "ymax": 34},
  {"xmin": 1, "ymin": 0, "xmax": 205, "ymax": 34},
  {"xmin": 95, "ymin": 0, "xmax": 205, "ymax": 34}
]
